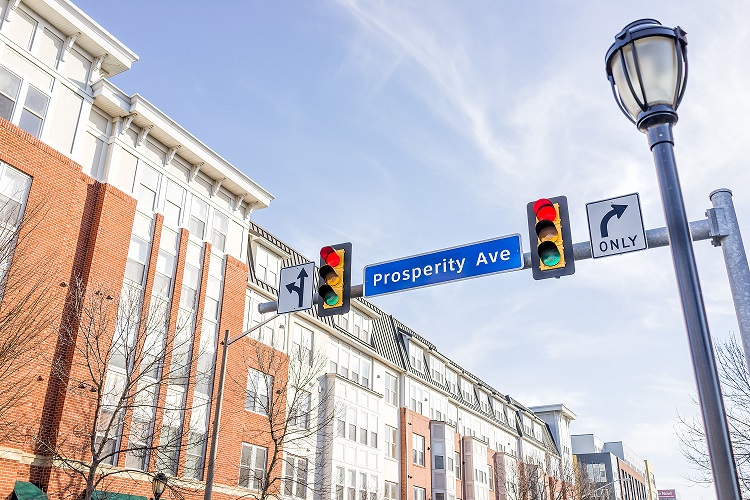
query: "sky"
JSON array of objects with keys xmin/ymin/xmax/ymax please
[{"xmin": 71, "ymin": 1, "xmax": 750, "ymax": 499}]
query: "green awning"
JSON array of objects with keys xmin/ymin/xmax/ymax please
[
  {"xmin": 12, "ymin": 481, "xmax": 48, "ymax": 500},
  {"xmin": 92, "ymin": 491, "xmax": 148, "ymax": 500}
]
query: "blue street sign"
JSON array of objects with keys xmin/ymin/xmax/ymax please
[{"xmin": 363, "ymin": 234, "xmax": 523, "ymax": 297}]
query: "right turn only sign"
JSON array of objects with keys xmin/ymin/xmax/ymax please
[{"xmin": 586, "ymin": 193, "xmax": 647, "ymax": 258}]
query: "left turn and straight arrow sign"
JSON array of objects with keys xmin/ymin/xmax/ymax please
[{"xmin": 277, "ymin": 262, "xmax": 315, "ymax": 314}]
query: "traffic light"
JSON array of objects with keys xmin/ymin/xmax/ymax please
[
  {"xmin": 526, "ymin": 196, "xmax": 575, "ymax": 280},
  {"xmin": 317, "ymin": 242, "xmax": 352, "ymax": 317}
]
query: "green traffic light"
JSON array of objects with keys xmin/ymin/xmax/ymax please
[
  {"xmin": 324, "ymin": 290, "xmax": 339, "ymax": 306},
  {"xmin": 540, "ymin": 245, "xmax": 561, "ymax": 267}
]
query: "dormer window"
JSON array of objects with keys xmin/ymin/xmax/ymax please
[
  {"xmin": 409, "ymin": 342, "xmax": 423, "ymax": 372},
  {"xmin": 445, "ymin": 369, "xmax": 457, "ymax": 394},
  {"xmin": 430, "ymin": 356, "xmax": 445, "ymax": 385},
  {"xmin": 460, "ymin": 378, "xmax": 474, "ymax": 403}
]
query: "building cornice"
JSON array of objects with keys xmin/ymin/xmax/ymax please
[
  {"xmin": 92, "ymin": 80, "xmax": 273, "ymax": 210},
  {"xmin": 23, "ymin": 0, "xmax": 138, "ymax": 77}
]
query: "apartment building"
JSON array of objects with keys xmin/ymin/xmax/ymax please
[
  {"xmin": 572, "ymin": 435, "xmax": 652, "ymax": 500},
  {"xmin": 0, "ymin": 1, "xmax": 573, "ymax": 499}
]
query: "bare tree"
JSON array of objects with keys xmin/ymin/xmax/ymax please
[
  {"xmin": 677, "ymin": 333, "xmax": 750, "ymax": 496},
  {"xmin": 225, "ymin": 330, "xmax": 341, "ymax": 500},
  {"xmin": 41, "ymin": 279, "xmax": 204, "ymax": 500},
  {"xmin": 0, "ymin": 198, "xmax": 58, "ymax": 440},
  {"xmin": 500, "ymin": 453, "xmax": 597, "ymax": 500}
]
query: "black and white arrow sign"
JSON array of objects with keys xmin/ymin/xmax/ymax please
[
  {"xmin": 277, "ymin": 262, "xmax": 315, "ymax": 314},
  {"xmin": 586, "ymin": 193, "xmax": 647, "ymax": 259}
]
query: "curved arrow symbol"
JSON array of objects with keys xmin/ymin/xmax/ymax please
[
  {"xmin": 285, "ymin": 268, "xmax": 308, "ymax": 307},
  {"xmin": 600, "ymin": 204, "xmax": 628, "ymax": 238}
]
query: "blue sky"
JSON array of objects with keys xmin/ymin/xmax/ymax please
[{"xmin": 73, "ymin": 1, "xmax": 750, "ymax": 498}]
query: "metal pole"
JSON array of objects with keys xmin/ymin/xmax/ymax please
[
  {"xmin": 709, "ymin": 189, "xmax": 750, "ymax": 374},
  {"xmin": 204, "ymin": 329, "xmax": 230, "ymax": 500},
  {"xmin": 646, "ymin": 122, "xmax": 741, "ymax": 500}
]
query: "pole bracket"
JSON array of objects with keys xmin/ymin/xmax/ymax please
[{"xmin": 706, "ymin": 208, "xmax": 730, "ymax": 247}]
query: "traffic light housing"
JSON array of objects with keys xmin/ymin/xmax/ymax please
[
  {"xmin": 527, "ymin": 196, "xmax": 575, "ymax": 280},
  {"xmin": 317, "ymin": 242, "xmax": 352, "ymax": 317}
]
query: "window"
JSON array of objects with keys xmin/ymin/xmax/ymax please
[
  {"xmin": 434, "ymin": 453, "xmax": 444, "ymax": 469},
  {"xmin": 0, "ymin": 65, "xmax": 48, "ymax": 138},
  {"xmin": 180, "ymin": 264, "xmax": 201, "ymax": 310},
  {"xmin": 124, "ymin": 236, "xmax": 150, "ymax": 285},
  {"xmin": 460, "ymin": 379, "xmax": 474, "ymax": 403},
  {"xmin": 432, "ymin": 398, "xmax": 444, "ymax": 422},
  {"xmin": 384, "ymin": 482, "xmax": 397, "ymax": 500},
  {"xmin": 410, "ymin": 384, "xmax": 424, "ymax": 414},
  {"xmin": 446, "ymin": 370, "xmax": 457, "ymax": 394},
  {"xmin": 204, "ymin": 275, "xmax": 222, "ymax": 320},
  {"xmin": 384, "ymin": 373, "xmax": 397, "ymax": 406},
  {"xmin": 348, "ymin": 469, "xmax": 356, "ymax": 500},
  {"xmin": 164, "ymin": 180, "xmax": 185, "ymax": 227},
  {"xmin": 352, "ymin": 311, "xmax": 371, "ymax": 342},
  {"xmin": 137, "ymin": 165, "xmax": 160, "ymax": 212},
  {"xmin": 385, "ymin": 425, "xmax": 397, "ymax": 459},
  {"xmin": 239, "ymin": 443, "xmax": 267, "ymax": 490},
  {"xmin": 292, "ymin": 324, "xmax": 313, "ymax": 366},
  {"xmin": 18, "ymin": 85, "xmax": 49, "ymax": 137},
  {"xmin": 189, "ymin": 197, "xmax": 208, "ymax": 238},
  {"xmin": 0, "ymin": 163, "xmax": 30, "ymax": 294},
  {"xmin": 153, "ymin": 249, "xmax": 176, "ymax": 298},
  {"xmin": 255, "ymin": 244, "xmax": 281, "ymax": 286},
  {"xmin": 331, "ymin": 340, "xmax": 371, "ymax": 388},
  {"xmin": 95, "ymin": 369, "xmax": 126, "ymax": 465},
  {"xmin": 359, "ymin": 472, "xmax": 367, "ymax": 500},
  {"xmin": 184, "ymin": 430, "xmax": 206, "ymax": 479},
  {"xmin": 0, "ymin": 161, "xmax": 30, "ymax": 228},
  {"xmin": 414, "ymin": 486, "xmax": 426, "ymax": 500},
  {"xmin": 0, "ymin": 67, "xmax": 20, "ymax": 122},
  {"xmin": 290, "ymin": 390, "xmax": 311, "ymax": 429},
  {"xmin": 488, "ymin": 465, "xmax": 494, "ymax": 489},
  {"xmin": 212, "ymin": 210, "xmax": 229, "ymax": 252},
  {"xmin": 369, "ymin": 415, "xmax": 378, "ymax": 448},
  {"xmin": 455, "ymin": 451, "xmax": 461, "ymax": 477},
  {"xmin": 410, "ymin": 343, "xmax": 423, "ymax": 371},
  {"xmin": 283, "ymin": 455, "xmax": 308, "ymax": 499},
  {"xmin": 336, "ymin": 467, "xmax": 345, "ymax": 500},
  {"xmin": 431, "ymin": 356, "xmax": 445, "ymax": 385},
  {"xmin": 246, "ymin": 368, "xmax": 273, "ymax": 415},
  {"xmin": 412, "ymin": 433, "xmax": 425, "ymax": 466}
]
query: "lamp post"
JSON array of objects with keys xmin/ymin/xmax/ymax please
[
  {"xmin": 605, "ymin": 19, "xmax": 741, "ymax": 500},
  {"xmin": 152, "ymin": 472, "xmax": 167, "ymax": 500}
]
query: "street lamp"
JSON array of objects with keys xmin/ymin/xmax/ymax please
[
  {"xmin": 605, "ymin": 19, "xmax": 741, "ymax": 500},
  {"xmin": 152, "ymin": 472, "xmax": 167, "ymax": 500}
]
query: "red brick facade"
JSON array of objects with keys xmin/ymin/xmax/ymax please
[{"xmin": 0, "ymin": 113, "xmax": 265, "ymax": 499}]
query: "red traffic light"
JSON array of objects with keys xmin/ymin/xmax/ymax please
[
  {"xmin": 320, "ymin": 246, "xmax": 341, "ymax": 267},
  {"xmin": 533, "ymin": 198, "xmax": 557, "ymax": 222}
]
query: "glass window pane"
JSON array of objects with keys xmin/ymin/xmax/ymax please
[
  {"xmin": 24, "ymin": 86, "xmax": 49, "ymax": 115},
  {"xmin": 0, "ymin": 67, "xmax": 21, "ymax": 98},
  {"xmin": 18, "ymin": 110, "xmax": 42, "ymax": 137}
]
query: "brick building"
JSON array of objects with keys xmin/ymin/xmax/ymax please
[{"xmin": 0, "ymin": 1, "xmax": 574, "ymax": 499}]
